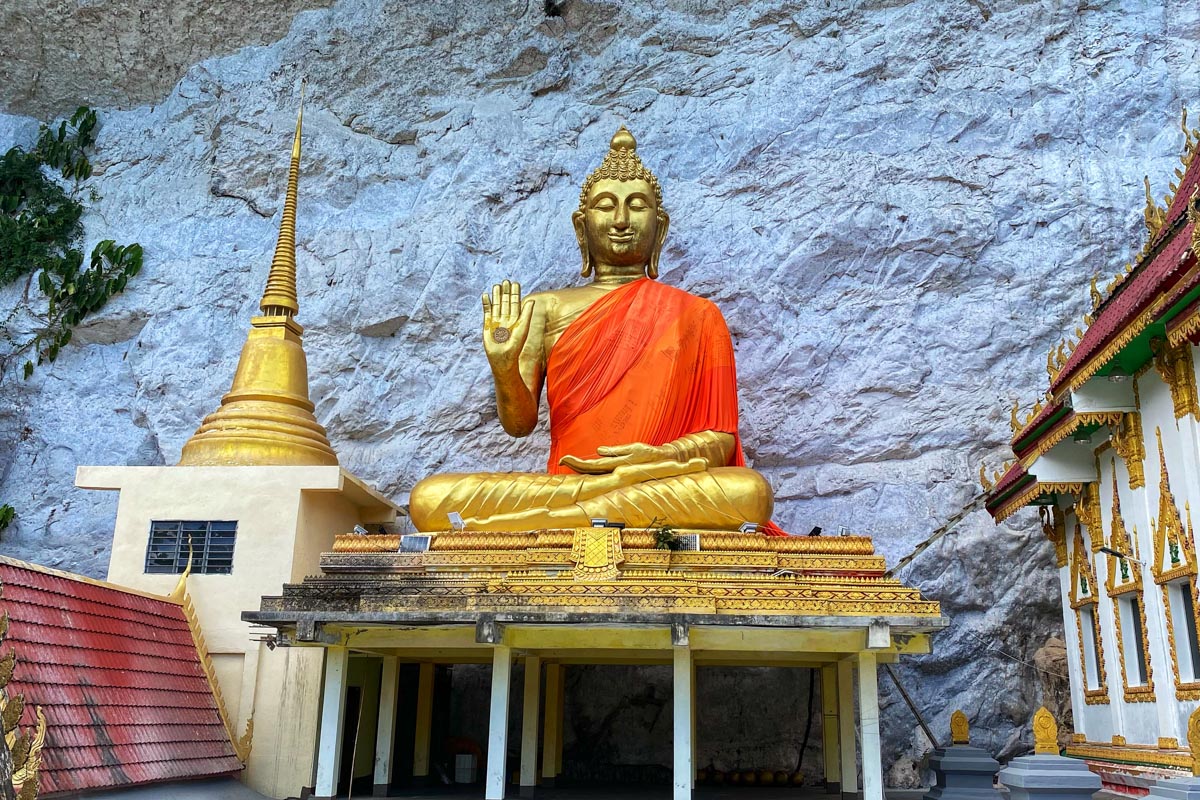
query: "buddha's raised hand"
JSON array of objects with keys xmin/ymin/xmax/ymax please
[{"xmin": 482, "ymin": 279, "xmax": 535, "ymax": 373}]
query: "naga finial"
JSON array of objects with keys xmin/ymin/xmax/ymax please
[
  {"xmin": 1090, "ymin": 274, "xmax": 1103, "ymax": 310},
  {"xmin": 1010, "ymin": 399, "xmax": 1021, "ymax": 433},
  {"xmin": 979, "ymin": 464, "xmax": 993, "ymax": 492}
]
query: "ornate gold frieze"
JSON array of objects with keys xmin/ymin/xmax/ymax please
[
  {"xmin": 1018, "ymin": 412, "xmax": 1123, "ymax": 466},
  {"xmin": 1153, "ymin": 338, "xmax": 1200, "ymax": 420},
  {"xmin": 1066, "ymin": 742, "xmax": 1191, "ymax": 771},
  {"xmin": 1111, "ymin": 412, "xmax": 1147, "ymax": 489}
]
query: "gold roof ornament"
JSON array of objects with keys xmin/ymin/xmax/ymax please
[
  {"xmin": 1144, "ymin": 176, "xmax": 1167, "ymax": 239},
  {"xmin": 179, "ymin": 94, "xmax": 338, "ymax": 467},
  {"xmin": 1033, "ymin": 706, "xmax": 1058, "ymax": 754},
  {"xmin": 979, "ymin": 464, "xmax": 993, "ymax": 492},
  {"xmin": 950, "ymin": 710, "xmax": 969, "ymax": 745}
]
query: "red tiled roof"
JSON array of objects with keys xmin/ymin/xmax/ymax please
[
  {"xmin": 1049, "ymin": 219, "xmax": 1196, "ymax": 393},
  {"xmin": 0, "ymin": 558, "xmax": 242, "ymax": 796}
]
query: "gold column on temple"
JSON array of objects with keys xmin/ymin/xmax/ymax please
[{"xmin": 179, "ymin": 100, "xmax": 338, "ymax": 467}]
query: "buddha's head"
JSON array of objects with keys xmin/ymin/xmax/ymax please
[{"xmin": 574, "ymin": 126, "xmax": 670, "ymax": 279}]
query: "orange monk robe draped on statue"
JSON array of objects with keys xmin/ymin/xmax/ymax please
[{"xmin": 546, "ymin": 277, "xmax": 785, "ymax": 536}]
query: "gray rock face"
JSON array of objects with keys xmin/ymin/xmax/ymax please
[{"xmin": 1, "ymin": 0, "xmax": 1198, "ymax": 783}]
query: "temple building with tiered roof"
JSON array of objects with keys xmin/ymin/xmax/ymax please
[{"xmin": 984, "ymin": 109, "xmax": 1200, "ymax": 794}]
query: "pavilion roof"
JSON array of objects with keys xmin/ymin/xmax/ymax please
[
  {"xmin": 985, "ymin": 109, "xmax": 1200, "ymax": 521},
  {"xmin": 0, "ymin": 557, "xmax": 242, "ymax": 796}
]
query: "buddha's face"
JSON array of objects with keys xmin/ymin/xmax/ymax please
[{"xmin": 581, "ymin": 178, "xmax": 659, "ymax": 268}]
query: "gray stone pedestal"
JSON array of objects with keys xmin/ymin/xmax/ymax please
[
  {"xmin": 1147, "ymin": 776, "xmax": 1200, "ymax": 800},
  {"xmin": 998, "ymin": 753, "xmax": 1102, "ymax": 800},
  {"xmin": 922, "ymin": 744, "xmax": 1003, "ymax": 800}
]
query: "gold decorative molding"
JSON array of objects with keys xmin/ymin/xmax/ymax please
[
  {"xmin": 570, "ymin": 527, "xmax": 624, "ymax": 581},
  {"xmin": 1152, "ymin": 428, "xmax": 1196, "ymax": 585},
  {"xmin": 180, "ymin": 586, "xmax": 253, "ymax": 762},
  {"xmin": 1033, "ymin": 707, "xmax": 1058, "ymax": 754},
  {"xmin": 1161, "ymin": 737, "xmax": 1181, "ymax": 750},
  {"xmin": 0, "ymin": 593, "xmax": 46, "ymax": 800},
  {"xmin": 1111, "ymin": 579, "xmax": 1156, "ymax": 702},
  {"xmin": 1105, "ymin": 466, "xmax": 1142, "ymax": 597},
  {"xmin": 1153, "ymin": 338, "xmax": 1200, "ymax": 420},
  {"xmin": 1070, "ymin": 525, "xmax": 1110, "ymax": 704},
  {"xmin": 1067, "ymin": 741, "xmax": 1191, "ymax": 771},
  {"xmin": 1018, "ymin": 412, "xmax": 1123, "ymax": 466},
  {"xmin": 1111, "ymin": 412, "xmax": 1146, "ymax": 490},
  {"xmin": 1190, "ymin": 705, "xmax": 1200, "ymax": 776},
  {"xmin": 1075, "ymin": 483, "xmax": 1104, "ymax": 552},
  {"xmin": 950, "ymin": 710, "xmax": 969, "ymax": 745},
  {"xmin": 1041, "ymin": 506, "xmax": 1068, "ymax": 568},
  {"xmin": 1113, "ymin": 734, "xmax": 1128, "ymax": 746}
]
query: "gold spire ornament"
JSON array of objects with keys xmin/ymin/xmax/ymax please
[
  {"xmin": 1032, "ymin": 707, "xmax": 1058, "ymax": 754},
  {"xmin": 179, "ymin": 98, "xmax": 338, "ymax": 467},
  {"xmin": 950, "ymin": 710, "xmax": 970, "ymax": 745}
]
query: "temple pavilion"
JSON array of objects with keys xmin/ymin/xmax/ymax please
[{"xmin": 983, "ymin": 107, "xmax": 1200, "ymax": 795}]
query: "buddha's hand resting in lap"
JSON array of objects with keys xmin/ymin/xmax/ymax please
[
  {"xmin": 482, "ymin": 279, "xmax": 535, "ymax": 374},
  {"xmin": 560, "ymin": 442, "xmax": 696, "ymax": 475}
]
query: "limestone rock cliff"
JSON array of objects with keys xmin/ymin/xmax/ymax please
[{"xmin": 1, "ymin": 0, "xmax": 1198, "ymax": 780}]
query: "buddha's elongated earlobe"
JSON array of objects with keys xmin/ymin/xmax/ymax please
[
  {"xmin": 648, "ymin": 210, "xmax": 669, "ymax": 279},
  {"xmin": 573, "ymin": 210, "xmax": 592, "ymax": 277}
]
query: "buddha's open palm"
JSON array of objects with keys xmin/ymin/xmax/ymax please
[
  {"xmin": 559, "ymin": 442, "xmax": 676, "ymax": 474},
  {"xmin": 482, "ymin": 280, "xmax": 534, "ymax": 373}
]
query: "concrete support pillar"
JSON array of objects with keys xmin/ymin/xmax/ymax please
[
  {"xmin": 541, "ymin": 663, "xmax": 562, "ymax": 784},
  {"xmin": 822, "ymin": 664, "xmax": 842, "ymax": 794},
  {"xmin": 486, "ymin": 645, "xmax": 514, "ymax": 800},
  {"xmin": 412, "ymin": 662, "xmax": 435, "ymax": 782},
  {"xmin": 838, "ymin": 658, "xmax": 858, "ymax": 800},
  {"xmin": 673, "ymin": 647, "xmax": 694, "ymax": 800},
  {"xmin": 314, "ymin": 646, "xmax": 349, "ymax": 800},
  {"xmin": 373, "ymin": 656, "xmax": 399, "ymax": 796},
  {"xmin": 520, "ymin": 656, "xmax": 542, "ymax": 797},
  {"xmin": 857, "ymin": 651, "xmax": 883, "ymax": 800}
]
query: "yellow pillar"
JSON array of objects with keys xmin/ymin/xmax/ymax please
[
  {"xmin": 838, "ymin": 658, "xmax": 858, "ymax": 800},
  {"xmin": 413, "ymin": 662, "xmax": 435, "ymax": 782},
  {"xmin": 555, "ymin": 666, "xmax": 565, "ymax": 776},
  {"xmin": 820, "ymin": 664, "xmax": 842, "ymax": 793},
  {"xmin": 520, "ymin": 656, "xmax": 542, "ymax": 796},
  {"xmin": 541, "ymin": 663, "xmax": 562, "ymax": 784}
]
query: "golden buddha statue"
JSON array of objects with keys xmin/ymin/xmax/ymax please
[{"xmin": 408, "ymin": 127, "xmax": 778, "ymax": 533}]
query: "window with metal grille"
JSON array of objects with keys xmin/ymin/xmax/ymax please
[{"xmin": 144, "ymin": 521, "xmax": 237, "ymax": 574}]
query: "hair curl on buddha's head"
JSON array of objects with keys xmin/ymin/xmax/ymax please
[{"xmin": 575, "ymin": 126, "xmax": 670, "ymax": 278}]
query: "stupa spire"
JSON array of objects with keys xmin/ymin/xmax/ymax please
[
  {"xmin": 179, "ymin": 96, "xmax": 338, "ymax": 467},
  {"xmin": 260, "ymin": 97, "xmax": 302, "ymax": 316}
]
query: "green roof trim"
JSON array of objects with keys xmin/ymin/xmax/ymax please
[{"xmin": 1013, "ymin": 405, "xmax": 1070, "ymax": 453}]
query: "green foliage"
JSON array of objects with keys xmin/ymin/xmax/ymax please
[
  {"xmin": 0, "ymin": 106, "xmax": 142, "ymax": 379},
  {"xmin": 653, "ymin": 521, "xmax": 683, "ymax": 551},
  {"xmin": 0, "ymin": 505, "xmax": 13, "ymax": 538}
]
